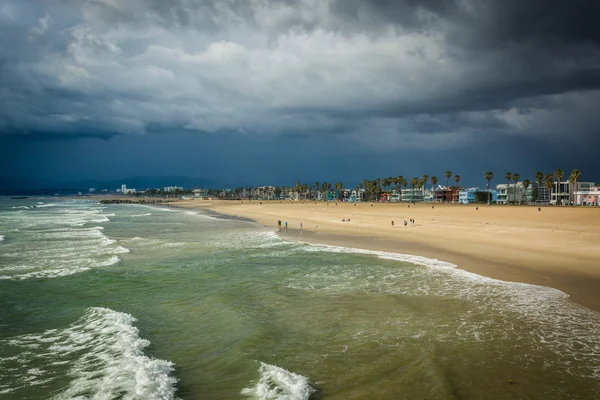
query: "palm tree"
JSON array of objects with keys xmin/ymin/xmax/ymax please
[
  {"xmin": 534, "ymin": 171, "xmax": 544, "ymax": 201},
  {"xmin": 504, "ymin": 172, "xmax": 512, "ymax": 204},
  {"xmin": 544, "ymin": 173, "xmax": 554, "ymax": 204},
  {"xmin": 544, "ymin": 172, "xmax": 554, "ymax": 204},
  {"xmin": 421, "ymin": 175, "xmax": 429, "ymax": 202},
  {"xmin": 315, "ymin": 182, "xmax": 319, "ymax": 200},
  {"xmin": 452, "ymin": 175, "xmax": 460, "ymax": 203},
  {"xmin": 554, "ymin": 168, "xmax": 564, "ymax": 205},
  {"xmin": 417, "ymin": 178, "xmax": 425, "ymax": 202},
  {"xmin": 569, "ymin": 169, "xmax": 581, "ymax": 205},
  {"xmin": 409, "ymin": 177, "xmax": 418, "ymax": 202},
  {"xmin": 522, "ymin": 179, "xmax": 531, "ymax": 204},
  {"xmin": 484, "ymin": 172, "xmax": 494, "ymax": 204},
  {"xmin": 431, "ymin": 176, "xmax": 438, "ymax": 203},
  {"xmin": 385, "ymin": 177, "xmax": 393, "ymax": 193},
  {"xmin": 399, "ymin": 176, "xmax": 407, "ymax": 202},
  {"xmin": 361, "ymin": 179, "xmax": 368, "ymax": 201},
  {"xmin": 535, "ymin": 172, "xmax": 543, "ymax": 185},
  {"xmin": 512, "ymin": 173, "xmax": 520, "ymax": 203},
  {"xmin": 444, "ymin": 170, "xmax": 452, "ymax": 187}
]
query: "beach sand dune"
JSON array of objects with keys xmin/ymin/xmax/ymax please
[{"xmin": 178, "ymin": 200, "xmax": 600, "ymax": 312}]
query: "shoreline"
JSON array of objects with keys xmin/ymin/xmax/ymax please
[{"xmin": 173, "ymin": 200, "xmax": 600, "ymax": 313}]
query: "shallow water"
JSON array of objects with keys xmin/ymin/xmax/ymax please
[{"xmin": 1, "ymin": 197, "xmax": 599, "ymax": 399}]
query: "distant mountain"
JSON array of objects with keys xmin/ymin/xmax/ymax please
[
  {"xmin": 60, "ymin": 176, "xmax": 219, "ymax": 191},
  {"xmin": 0, "ymin": 176, "xmax": 224, "ymax": 194}
]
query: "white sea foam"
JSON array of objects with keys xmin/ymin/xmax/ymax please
[
  {"xmin": 129, "ymin": 213, "xmax": 152, "ymax": 217},
  {"xmin": 0, "ymin": 255, "xmax": 123, "ymax": 280},
  {"xmin": 125, "ymin": 236, "xmax": 185, "ymax": 249},
  {"xmin": 302, "ymin": 243, "xmax": 457, "ymax": 270},
  {"xmin": 292, "ymin": 240, "xmax": 600, "ymax": 379},
  {"xmin": 0, "ymin": 308, "xmax": 178, "ymax": 399},
  {"xmin": 212, "ymin": 231, "xmax": 289, "ymax": 250},
  {"xmin": 182, "ymin": 210, "xmax": 218, "ymax": 220},
  {"xmin": 0, "ymin": 205, "xmax": 127, "ymax": 280},
  {"xmin": 241, "ymin": 362, "xmax": 313, "ymax": 400},
  {"xmin": 0, "ymin": 235, "xmax": 4, "ymax": 242}
]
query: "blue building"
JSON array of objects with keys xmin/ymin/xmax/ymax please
[{"xmin": 459, "ymin": 188, "xmax": 498, "ymax": 204}]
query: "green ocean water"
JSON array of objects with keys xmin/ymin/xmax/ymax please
[{"xmin": 1, "ymin": 197, "xmax": 599, "ymax": 399}]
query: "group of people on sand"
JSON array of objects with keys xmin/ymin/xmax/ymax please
[
  {"xmin": 277, "ymin": 220, "xmax": 303, "ymax": 235},
  {"xmin": 277, "ymin": 220, "xmax": 287, "ymax": 231},
  {"xmin": 391, "ymin": 218, "xmax": 415, "ymax": 227},
  {"xmin": 341, "ymin": 218, "xmax": 351, "ymax": 222}
]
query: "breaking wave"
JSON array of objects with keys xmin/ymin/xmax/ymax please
[
  {"xmin": 0, "ymin": 202, "xmax": 127, "ymax": 280},
  {"xmin": 241, "ymin": 362, "xmax": 313, "ymax": 400},
  {"xmin": 0, "ymin": 308, "xmax": 178, "ymax": 399}
]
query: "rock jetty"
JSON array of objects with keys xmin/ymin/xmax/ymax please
[{"xmin": 99, "ymin": 199, "xmax": 171, "ymax": 205}]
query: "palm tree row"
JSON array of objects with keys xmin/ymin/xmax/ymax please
[
  {"xmin": 250, "ymin": 167, "xmax": 582, "ymax": 204},
  {"xmin": 495, "ymin": 168, "xmax": 581, "ymax": 204}
]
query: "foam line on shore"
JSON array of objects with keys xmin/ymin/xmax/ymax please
[
  {"xmin": 300, "ymin": 240, "xmax": 569, "ymax": 299},
  {"xmin": 302, "ymin": 242, "xmax": 458, "ymax": 270}
]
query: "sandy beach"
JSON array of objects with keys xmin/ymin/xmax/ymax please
[{"xmin": 177, "ymin": 199, "xmax": 600, "ymax": 312}]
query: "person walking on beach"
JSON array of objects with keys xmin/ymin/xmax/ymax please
[
  {"xmin": 284, "ymin": 221, "xmax": 288, "ymax": 233},
  {"xmin": 391, "ymin": 220, "xmax": 394, "ymax": 227},
  {"xmin": 278, "ymin": 220, "xmax": 281, "ymax": 230},
  {"xmin": 300, "ymin": 222, "xmax": 303, "ymax": 235}
]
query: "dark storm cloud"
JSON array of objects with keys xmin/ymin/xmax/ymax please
[{"xmin": 0, "ymin": 0, "xmax": 599, "ymax": 156}]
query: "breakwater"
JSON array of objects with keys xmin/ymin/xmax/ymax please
[{"xmin": 99, "ymin": 198, "xmax": 172, "ymax": 205}]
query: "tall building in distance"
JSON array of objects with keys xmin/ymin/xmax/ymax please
[{"xmin": 120, "ymin": 184, "xmax": 137, "ymax": 194}]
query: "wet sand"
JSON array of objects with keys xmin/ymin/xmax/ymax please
[{"xmin": 178, "ymin": 200, "xmax": 600, "ymax": 312}]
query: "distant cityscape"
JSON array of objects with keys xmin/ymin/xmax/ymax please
[{"xmin": 98, "ymin": 173, "xmax": 599, "ymax": 206}]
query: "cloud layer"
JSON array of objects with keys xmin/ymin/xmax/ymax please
[{"xmin": 1, "ymin": 0, "xmax": 600, "ymax": 150}]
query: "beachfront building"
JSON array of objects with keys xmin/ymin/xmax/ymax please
[
  {"xmin": 401, "ymin": 188, "xmax": 424, "ymax": 202},
  {"xmin": 535, "ymin": 186, "xmax": 550, "ymax": 204},
  {"xmin": 458, "ymin": 188, "xmax": 498, "ymax": 204},
  {"xmin": 573, "ymin": 186, "xmax": 600, "ymax": 206},
  {"xmin": 253, "ymin": 186, "xmax": 275, "ymax": 200},
  {"xmin": 496, "ymin": 182, "xmax": 534, "ymax": 204},
  {"xmin": 424, "ymin": 189, "xmax": 434, "ymax": 203},
  {"xmin": 164, "ymin": 186, "xmax": 184, "ymax": 193},
  {"xmin": 350, "ymin": 189, "xmax": 365, "ymax": 202},
  {"xmin": 192, "ymin": 189, "xmax": 207, "ymax": 198},
  {"xmin": 549, "ymin": 181, "xmax": 571, "ymax": 205},
  {"xmin": 548, "ymin": 181, "xmax": 593, "ymax": 205},
  {"xmin": 433, "ymin": 186, "xmax": 460, "ymax": 203}
]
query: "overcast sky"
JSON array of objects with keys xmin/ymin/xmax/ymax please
[{"xmin": 1, "ymin": 0, "xmax": 599, "ymax": 189}]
